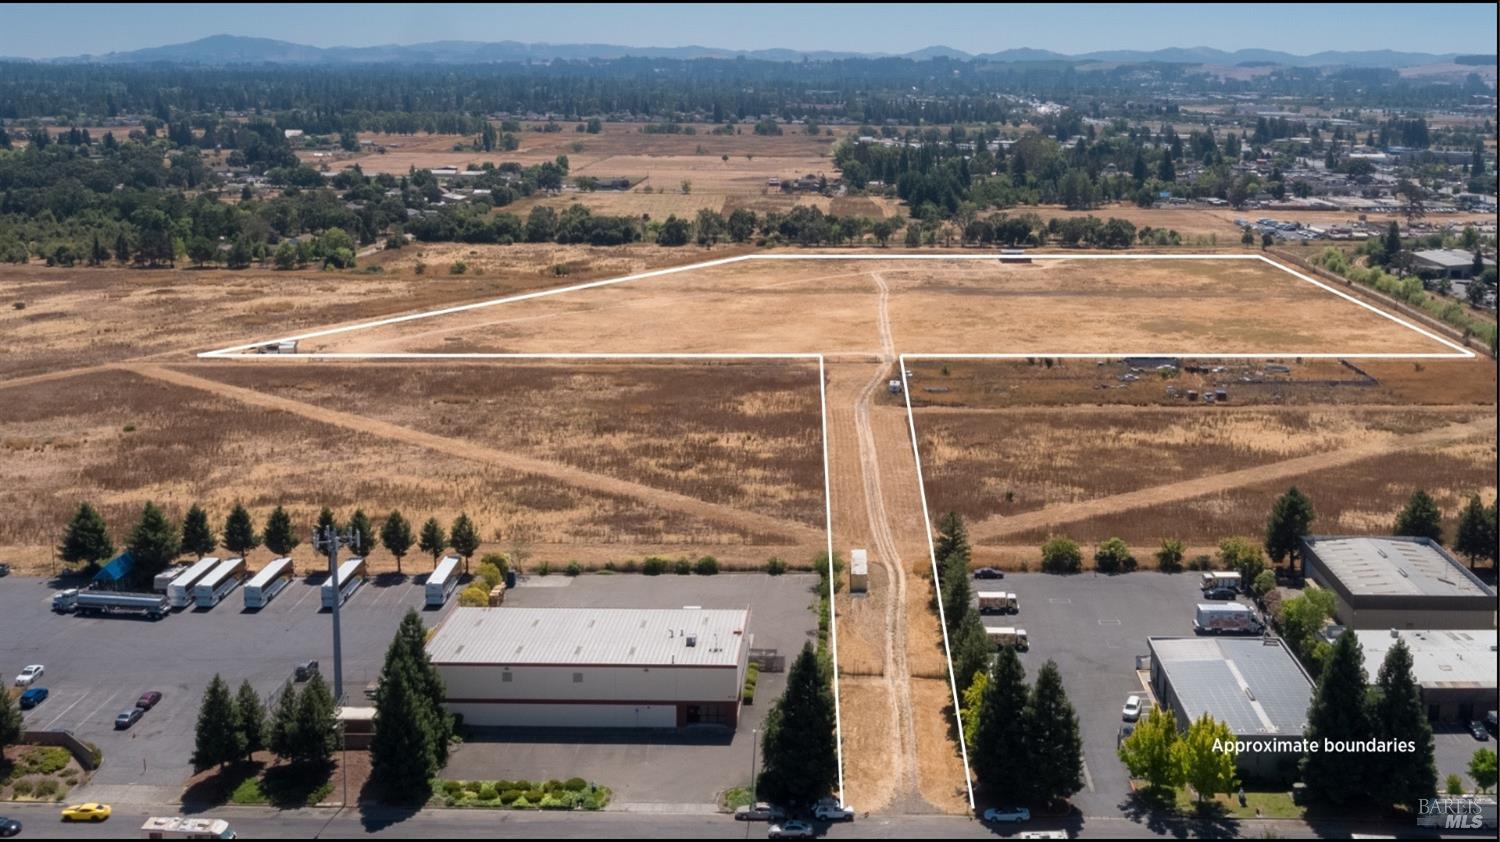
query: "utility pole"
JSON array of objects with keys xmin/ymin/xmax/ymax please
[{"xmin": 313, "ymin": 524, "xmax": 356, "ymax": 701}]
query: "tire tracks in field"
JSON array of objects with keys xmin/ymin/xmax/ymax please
[
  {"xmin": 849, "ymin": 270, "xmax": 922, "ymax": 809},
  {"xmin": 967, "ymin": 414, "xmax": 1497, "ymax": 542},
  {"xmin": 121, "ymin": 362, "xmax": 824, "ymax": 546}
]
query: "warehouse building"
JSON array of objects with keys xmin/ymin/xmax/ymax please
[
  {"xmin": 1355, "ymin": 628, "xmax": 1497, "ymax": 725},
  {"xmin": 426, "ymin": 607, "xmax": 750, "ymax": 730},
  {"xmin": 1301, "ymin": 536, "xmax": 1495, "ymax": 630},
  {"xmin": 1147, "ymin": 636, "xmax": 1315, "ymax": 780}
]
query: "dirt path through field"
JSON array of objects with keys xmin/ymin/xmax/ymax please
[
  {"xmin": 968, "ymin": 415, "xmax": 1497, "ymax": 542},
  {"xmin": 123, "ymin": 363, "xmax": 823, "ymax": 546}
]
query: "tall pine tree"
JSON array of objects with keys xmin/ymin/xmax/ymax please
[
  {"xmin": 757, "ymin": 643, "xmax": 838, "ymax": 806},
  {"xmin": 1301, "ymin": 630, "xmax": 1372, "ymax": 805},
  {"xmin": 1024, "ymin": 660, "xmax": 1083, "ymax": 806},
  {"xmin": 223, "ymin": 504, "xmax": 259, "ymax": 558},
  {"xmin": 181, "ymin": 504, "xmax": 216, "ymax": 559},
  {"xmin": 58, "ymin": 502, "xmax": 114, "ymax": 569},
  {"xmin": 1370, "ymin": 638, "xmax": 1436, "ymax": 810},
  {"xmin": 1393, "ymin": 490, "xmax": 1444, "ymax": 544},
  {"xmin": 973, "ymin": 645, "xmax": 1030, "ymax": 798},
  {"xmin": 192, "ymin": 675, "xmax": 244, "ymax": 771},
  {"xmin": 263, "ymin": 505, "xmax": 299, "ymax": 557}
]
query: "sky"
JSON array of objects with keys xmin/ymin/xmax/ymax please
[{"xmin": 1, "ymin": 3, "xmax": 1495, "ymax": 59}]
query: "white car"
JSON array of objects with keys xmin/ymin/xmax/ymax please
[
  {"xmin": 813, "ymin": 802, "xmax": 854, "ymax": 821},
  {"xmin": 1122, "ymin": 694, "xmax": 1143, "ymax": 722},
  {"xmin": 983, "ymin": 806, "xmax": 1031, "ymax": 823},
  {"xmin": 734, "ymin": 802, "xmax": 785, "ymax": 822},
  {"xmin": 14, "ymin": 665, "xmax": 44, "ymax": 687},
  {"xmin": 767, "ymin": 820, "xmax": 814, "ymax": 839}
]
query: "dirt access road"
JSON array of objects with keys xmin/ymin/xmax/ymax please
[{"xmin": 828, "ymin": 271, "xmax": 967, "ymax": 815}]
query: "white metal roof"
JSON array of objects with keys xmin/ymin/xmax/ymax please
[
  {"xmin": 247, "ymin": 557, "xmax": 294, "ymax": 589},
  {"xmin": 196, "ymin": 556, "xmax": 245, "ymax": 589},
  {"xmin": 1151, "ymin": 636, "xmax": 1313, "ymax": 737},
  {"xmin": 429, "ymin": 555, "xmax": 461, "ymax": 585},
  {"xmin": 1305, "ymin": 536, "xmax": 1492, "ymax": 599},
  {"xmin": 169, "ymin": 556, "xmax": 221, "ymax": 589},
  {"xmin": 1355, "ymin": 628, "xmax": 1497, "ymax": 689},
  {"xmin": 427, "ymin": 607, "xmax": 748, "ymax": 668}
]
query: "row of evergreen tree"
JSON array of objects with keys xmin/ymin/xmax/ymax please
[
  {"xmin": 58, "ymin": 500, "xmax": 489, "ymax": 585},
  {"xmin": 192, "ymin": 672, "xmax": 338, "ymax": 772}
]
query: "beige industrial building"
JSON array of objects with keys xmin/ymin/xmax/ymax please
[
  {"xmin": 1355, "ymin": 628, "xmax": 1497, "ymax": 725},
  {"xmin": 426, "ymin": 607, "xmax": 750, "ymax": 730},
  {"xmin": 1300, "ymin": 536, "xmax": 1496, "ymax": 630}
]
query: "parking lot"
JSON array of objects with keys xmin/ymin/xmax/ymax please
[
  {"xmin": 1, "ymin": 568, "xmax": 452, "ymax": 802},
  {"xmin": 970, "ymin": 571, "xmax": 1208, "ymax": 815},
  {"xmin": 440, "ymin": 571, "xmax": 821, "ymax": 806}
]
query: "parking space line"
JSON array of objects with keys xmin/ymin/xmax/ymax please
[
  {"xmin": 37, "ymin": 690, "xmax": 93, "ymax": 730},
  {"xmin": 74, "ymin": 688, "xmax": 126, "ymax": 730},
  {"xmin": 287, "ymin": 583, "xmax": 318, "ymax": 613}
]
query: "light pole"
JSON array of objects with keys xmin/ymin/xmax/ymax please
[
  {"xmin": 749, "ymin": 726, "xmax": 759, "ymax": 806},
  {"xmin": 313, "ymin": 524, "xmax": 356, "ymax": 701}
]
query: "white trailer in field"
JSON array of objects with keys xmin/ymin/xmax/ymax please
[
  {"xmin": 849, "ymin": 549, "xmax": 869, "ymax": 593},
  {"xmin": 167, "ymin": 557, "xmax": 222, "ymax": 609},
  {"xmin": 192, "ymin": 557, "xmax": 246, "ymax": 608},
  {"xmin": 322, "ymin": 557, "xmax": 367, "ymax": 609},
  {"xmin": 425, "ymin": 555, "xmax": 461, "ymax": 608},
  {"xmin": 244, "ymin": 557, "xmax": 295, "ymax": 609}
]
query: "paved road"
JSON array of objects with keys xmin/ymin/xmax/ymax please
[{"xmin": 0, "ymin": 800, "xmax": 1474, "ymax": 839}]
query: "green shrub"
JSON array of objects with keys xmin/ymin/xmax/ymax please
[
  {"xmin": 674, "ymin": 559, "xmax": 693, "ymax": 575},
  {"xmin": 694, "ymin": 555, "xmax": 719, "ymax": 575},
  {"xmin": 442, "ymin": 780, "xmax": 465, "ymax": 796},
  {"xmin": 478, "ymin": 784, "xmax": 499, "ymax": 801},
  {"xmin": 565, "ymin": 561, "xmax": 582, "ymax": 577},
  {"xmin": 465, "ymin": 779, "xmax": 486, "ymax": 794},
  {"xmin": 34, "ymin": 778, "xmax": 60, "ymax": 798},
  {"xmin": 539, "ymin": 794, "xmax": 571, "ymax": 809},
  {"xmin": 493, "ymin": 780, "xmax": 514, "ymax": 792},
  {"xmin": 564, "ymin": 777, "xmax": 588, "ymax": 792},
  {"xmin": 525, "ymin": 788, "xmax": 545, "ymax": 803},
  {"xmin": 766, "ymin": 557, "xmax": 787, "ymax": 575},
  {"xmin": 450, "ymin": 261, "xmax": 468, "ymax": 275},
  {"xmin": 642, "ymin": 557, "xmax": 668, "ymax": 575},
  {"xmin": 1040, "ymin": 536, "xmax": 1082, "ymax": 574},
  {"xmin": 500, "ymin": 789, "xmax": 524, "ymax": 804},
  {"xmin": 544, "ymin": 778, "xmax": 564, "ymax": 792},
  {"xmin": 537, "ymin": 561, "xmax": 551, "ymax": 577},
  {"xmin": 11, "ymin": 779, "xmax": 34, "ymax": 797}
]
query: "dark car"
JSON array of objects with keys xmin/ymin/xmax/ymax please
[
  {"xmin": 136, "ymin": 691, "xmax": 162, "ymax": 710},
  {"xmin": 1202, "ymin": 587, "xmax": 1238, "ymax": 601},
  {"xmin": 295, "ymin": 660, "xmax": 320, "ymax": 682},
  {"xmin": 114, "ymin": 707, "xmax": 143, "ymax": 730},
  {"xmin": 1472, "ymin": 721, "xmax": 1491, "ymax": 741},
  {"xmin": 973, "ymin": 567, "xmax": 1004, "ymax": 580},
  {"xmin": 0, "ymin": 562, "xmax": 11, "ymax": 577},
  {"xmin": 19, "ymin": 687, "xmax": 48, "ymax": 709},
  {"xmin": 0, "ymin": 816, "xmax": 22, "ymax": 837}
]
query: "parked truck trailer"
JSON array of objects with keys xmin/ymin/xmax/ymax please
[
  {"xmin": 1193, "ymin": 602, "xmax": 1263, "ymax": 635},
  {"xmin": 53, "ymin": 589, "xmax": 169, "ymax": 620}
]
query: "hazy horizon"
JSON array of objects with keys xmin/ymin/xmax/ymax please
[{"xmin": 2, "ymin": 3, "xmax": 1495, "ymax": 60}]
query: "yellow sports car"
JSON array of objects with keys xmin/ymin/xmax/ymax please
[{"xmin": 60, "ymin": 803, "xmax": 111, "ymax": 822}]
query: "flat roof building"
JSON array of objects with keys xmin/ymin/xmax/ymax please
[
  {"xmin": 426, "ymin": 607, "xmax": 750, "ymax": 730},
  {"xmin": 1409, "ymin": 249, "xmax": 1494, "ymax": 279},
  {"xmin": 1301, "ymin": 536, "xmax": 1496, "ymax": 630},
  {"xmin": 1148, "ymin": 636, "xmax": 1315, "ymax": 780},
  {"xmin": 1354, "ymin": 628, "xmax": 1497, "ymax": 725}
]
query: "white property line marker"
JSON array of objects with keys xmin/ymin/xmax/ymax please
[{"xmin": 202, "ymin": 250, "xmax": 1484, "ymax": 813}]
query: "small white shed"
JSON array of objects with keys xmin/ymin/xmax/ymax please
[{"xmin": 850, "ymin": 548, "xmax": 869, "ymax": 593}]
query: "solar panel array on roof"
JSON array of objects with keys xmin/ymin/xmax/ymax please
[
  {"xmin": 426, "ymin": 607, "xmax": 748, "ymax": 668},
  {"xmin": 1152, "ymin": 637, "xmax": 1313, "ymax": 737}
]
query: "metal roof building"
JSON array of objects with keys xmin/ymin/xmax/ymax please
[
  {"xmin": 1148, "ymin": 636, "xmax": 1315, "ymax": 780},
  {"xmin": 1301, "ymin": 536, "xmax": 1495, "ymax": 630},
  {"xmin": 427, "ymin": 607, "xmax": 751, "ymax": 730},
  {"xmin": 1355, "ymin": 628, "xmax": 1497, "ymax": 724}
]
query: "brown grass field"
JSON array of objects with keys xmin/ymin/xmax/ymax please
[
  {"xmin": 307, "ymin": 255, "xmax": 1457, "ymax": 357},
  {"xmin": 911, "ymin": 358, "xmax": 1497, "ymax": 569},
  {"xmin": 0, "ymin": 244, "xmax": 723, "ymax": 382},
  {"xmin": 0, "ymin": 362, "xmax": 826, "ymax": 576}
]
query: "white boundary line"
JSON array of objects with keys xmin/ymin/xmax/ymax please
[
  {"xmin": 899, "ymin": 358, "xmax": 976, "ymax": 809},
  {"xmin": 198, "ymin": 250, "xmax": 1481, "ymax": 812}
]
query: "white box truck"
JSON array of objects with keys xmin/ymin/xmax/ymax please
[
  {"xmin": 987, "ymin": 626, "xmax": 1029, "ymax": 651},
  {"xmin": 166, "ymin": 557, "xmax": 222, "ymax": 609},
  {"xmin": 1200, "ymin": 571, "xmax": 1242, "ymax": 592},
  {"xmin": 192, "ymin": 557, "xmax": 246, "ymax": 608},
  {"xmin": 1193, "ymin": 602, "xmax": 1263, "ymax": 635},
  {"xmin": 977, "ymin": 591, "xmax": 1017, "ymax": 615},
  {"xmin": 425, "ymin": 555, "xmax": 461, "ymax": 608},
  {"xmin": 140, "ymin": 815, "xmax": 236, "ymax": 839},
  {"xmin": 244, "ymin": 557, "xmax": 295, "ymax": 609},
  {"xmin": 322, "ymin": 557, "xmax": 367, "ymax": 609}
]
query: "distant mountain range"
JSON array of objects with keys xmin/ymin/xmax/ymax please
[{"xmin": 12, "ymin": 35, "xmax": 1493, "ymax": 69}]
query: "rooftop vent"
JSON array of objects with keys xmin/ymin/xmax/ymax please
[{"xmin": 686, "ymin": 635, "xmax": 698, "ymax": 648}]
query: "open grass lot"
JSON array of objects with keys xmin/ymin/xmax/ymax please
[
  {"xmin": 0, "ymin": 244, "xmax": 714, "ymax": 382},
  {"xmin": 310, "ymin": 255, "xmax": 1457, "ymax": 357},
  {"xmin": 910, "ymin": 358, "xmax": 1497, "ymax": 568},
  {"xmin": 0, "ymin": 362, "xmax": 825, "ymax": 576}
]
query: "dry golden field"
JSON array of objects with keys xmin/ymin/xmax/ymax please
[{"xmin": 910, "ymin": 358, "xmax": 1497, "ymax": 569}]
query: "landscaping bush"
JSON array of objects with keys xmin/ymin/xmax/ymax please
[
  {"xmin": 1094, "ymin": 537, "xmax": 1136, "ymax": 574},
  {"xmin": 465, "ymin": 779, "xmax": 486, "ymax": 794},
  {"xmin": 565, "ymin": 561, "xmax": 582, "ymax": 577},
  {"xmin": 442, "ymin": 780, "xmax": 465, "ymax": 797},
  {"xmin": 11, "ymin": 780, "xmax": 34, "ymax": 797},
  {"xmin": 525, "ymin": 788, "xmax": 545, "ymax": 803},
  {"xmin": 564, "ymin": 777, "xmax": 588, "ymax": 792},
  {"xmin": 458, "ymin": 584, "xmax": 490, "ymax": 607},
  {"xmin": 766, "ymin": 556, "xmax": 787, "ymax": 575},
  {"xmin": 33, "ymin": 778, "xmax": 61, "ymax": 799},
  {"xmin": 500, "ymin": 789, "xmax": 524, "ymax": 805},
  {"xmin": 493, "ymin": 780, "xmax": 514, "ymax": 792},
  {"xmin": 544, "ymin": 778, "xmax": 564, "ymax": 793},
  {"xmin": 1040, "ymin": 536, "xmax": 1083, "ymax": 574},
  {"xmin": 674, "ymin": 559, "xmax": 693, "ymax": 575},
  {"xmin": 478, "ymin": 784, "xmax": 499, "ymax": 801},
  {"xmin": 642, "ymin": 557, "xmax": 668, "ymax": 576},
  {"xmin": 694, "ymin": 555, "xmax": 719, "ymax": 575}
]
